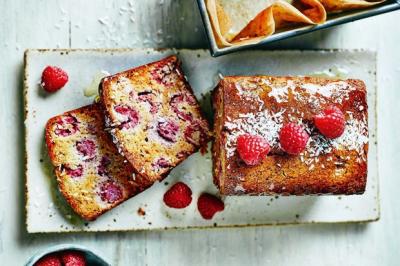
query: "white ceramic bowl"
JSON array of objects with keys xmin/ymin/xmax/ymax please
[{"xmin": 25, "ymin": 244, "xmax": 111, "ymax": 266}]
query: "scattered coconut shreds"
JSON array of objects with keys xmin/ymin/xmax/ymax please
[
  {"xmin": 262, "ymin": 78, "xmax": 355, "ymax": 105},
  {"xmin": 266, "ymin": 80, "xmax": 294, "ymax": 103},
  {"xmin": 234, "ymin": 81, "xmax": 264, "ymax": 111},
  {"xmin": 225, "ymin": 109, "xmax": 285, "ymax": 158},
  {"xmin": 234, "ymin": 184, "xmax": 246, "ymax": 193},
  {"xmin": 223, "ymin": 79, "xmax": 368, "ymax": 163}
]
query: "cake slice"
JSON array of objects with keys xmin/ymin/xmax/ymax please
[
  {"xmin": 99, "ymin": 56, "xmax": 211, "ymax": 182},
  {"xmin": 45, "ymin": 104, "xmax": 152, "ymax": 221},
  {"xmin": 212, "ymin": 76, "xmax": 368, "ymax": 195}
]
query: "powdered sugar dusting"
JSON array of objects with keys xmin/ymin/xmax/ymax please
[
  {"xmin": 266, "ymin": 79, "xmax": 295, "ymax": 103},
  {"xmin": 262, "ymin": 78, "xmax": 354, "ymax": 105},
  {"xmin": 332, "ymin": 113, "xmax": 368, "ymax": 160},
  {"xmin": 301, "ymin": 81, "xmax": 351, "ymax": 100},
  {"xmin": 234, "ymin": 81, "xmax": 264, "ymax": 110},
  {"xmin": 300, "ymin": 112, "xmax": 368, "ymax": 165}
]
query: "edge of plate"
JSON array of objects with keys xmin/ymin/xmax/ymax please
[{"xmin": 24, "ymin": 48, "xmax": 380, "ymax": 233}]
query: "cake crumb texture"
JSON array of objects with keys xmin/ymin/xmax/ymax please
[{"xmin": 45, "ymin": 104, "xmax": 152, "ymax": 220}]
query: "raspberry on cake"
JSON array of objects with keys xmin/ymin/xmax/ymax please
[
  {"xmin": 212, "ymin": 76, "xmax": 368, "ymax": 195},
  {"xmin": 314, "ymin": 105, "xmax": 346, "ymax": 139},
  {"xmin": 99, "ymin": 55, "xmax": 211, "ymax": 183},
  {"xmin": 45, "ymin": 104, "xmax": 153, "ymax": 221},
  {"xmin": 236, "ymin": 134, "xmax": 271, "ymax": 166},
  {"xmin": 279, "ymin": 122, "xmax": 309, "ymax": 155}
]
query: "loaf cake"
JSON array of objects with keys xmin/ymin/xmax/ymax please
[
  {"xmin": 45, "ymin": 104, "xmax": 152, "ymax": 220},
  {"xmin": 212, "ymin": 76, "xmax": 368, "ymax": 195},
  {"xmin": 99, "ymin": 55, "xmax": 211, "ymax": 182}
]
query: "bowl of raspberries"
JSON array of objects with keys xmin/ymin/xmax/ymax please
[{"xmin": 25, "ymin": 244, "xmax": 110, "ymax": 266}]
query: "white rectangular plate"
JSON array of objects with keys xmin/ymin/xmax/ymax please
[{"xmin": 24, "ymin": 49, "xmax": 379, "ymax": 233}]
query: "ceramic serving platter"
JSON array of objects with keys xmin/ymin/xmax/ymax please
[{"xmin": 24, "ymin": 49, "xmax": 379, "ymax": 233}]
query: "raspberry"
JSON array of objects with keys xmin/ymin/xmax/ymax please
[
  {"xmin": 114, "ymin": 105, "xmax": 139, "ymax": 130},
  {"xmin": 41, "ymin": 66, "xmax": 69, "ymax": 93},
  {"xmin": 152, "ymin": 158, "xmax": 171, "ymax": 170},
  {"xmin": 151, "ymin": 61, "xmax": 175, "ymax": 86},
  {"xmin": 99, "ymin": 181, "xmax": 123, "ymax": 204},
  {"xmin": 54, "ymin": 115, "xmax": 79, "ymax": 137},
  {"xmin": 170, "ymin": 94, "xmax": 196, "ymax": 121},
  {"xmin": 184, "ymin": 121, "xmax": 207, "ymax": 146},
  {"xmin": 279, "ymin": 123, "xmax": 309, "ymax": 155},
  {"xmin": 76, "ymin": 139, "xmax": 96, "ymax": 160},
  {"xmin": 157, "ymin": 120, "xmax": 179, "ymax": 142},
  {"xmin": 176, "ymin": 151, "xmax": 189, "ymax": 159},
  {"xmin": 314, "ymin": 106, "xmax": 346, "ymax": 139},
  {"xmin": 60, "ymin": 251, "xmax": 86, "ymax": 266},
  {"xmin": 138, "ymin": 91, "xmax": 159, "ymax": 114},
  {"xmin": 236, "ymin": 134, "xmax": 270, "ymax": 166},
  {"xmin": 34, "ymin": 254, "xmax": 62, "ymax": 266},
  {"xmin": 63, "ymin": 164, "xmax": 83, "ymax": 178},
  {"xmin": 97, "ymin": 156, "xmax": 111, "ymax": 176},
  {"xmin": 163, "ymin": 182, "xmax": 192, "ymax": 209},
  {"xmin": 197, "ymin": 193, "xmax": 224, "ymax": 220}
]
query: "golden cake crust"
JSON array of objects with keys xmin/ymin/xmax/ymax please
[
  {"xmin": 212, "ymin": 76, "xmax": 368, "ymax": 195},
  {"xmin": 45, "ymin": 104, "xmax": 152, "ymax": 221},
  {"xmin": 99, "ymin": 56, "xmax": 211, "ymax": 183}
]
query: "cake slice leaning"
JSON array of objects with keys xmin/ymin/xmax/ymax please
[
  {"xmin": 213, "ymin": 76, "xmax": 368, "ymax": 195},
  {"xmin": 45, "ymin": 104, "xmax": 152, "ymax": 221},
  {"xmin": 99, "ymin": 55, "xmax": 211, "ymax": 183}
]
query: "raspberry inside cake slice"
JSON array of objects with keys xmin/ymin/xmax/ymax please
[
  {"xmin": 212, "ymin": 76, "xmax": 368, "ymax": 195},
  {"xmin": 99, "ymin": 55, "xmax": 211, "ymax": 182},
  {"xmin": 45, "ymin": 104, "xmax": 152, "ymax": 221}
]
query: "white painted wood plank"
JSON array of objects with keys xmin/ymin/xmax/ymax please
[
  {"xmin": 0, "ymin": 0, "xmax": 400, "ymax": 265},
  {"xmin": 68, "ymin": 0, "xmax": 207, "ymax": 49}
]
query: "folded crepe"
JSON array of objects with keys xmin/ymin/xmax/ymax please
[
  {"xmin": 206, "ymin": 0, "xmax": 384, "ymax": 47},
  {"xmin": 320, "ymin": 0, "xmax": 384, "ymax": 12}
]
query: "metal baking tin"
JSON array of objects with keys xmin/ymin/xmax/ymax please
[{"xmin": 197, "ymin": 0, "xmax": 400, "ymax": 56}]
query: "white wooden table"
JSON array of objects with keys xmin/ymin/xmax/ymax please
[{"xmin": 1, "ymin": 0, "xmax": 399, "ymax": 265}]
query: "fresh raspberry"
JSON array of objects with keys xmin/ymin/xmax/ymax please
[
  {"xmin": 314, "ymin": 106, "xmax": 346, "ymax": 139},
  {"xmin": 163, "ymin": 182, "xmax": 192, "ymax": 209},
  {"xmin": 279, "ymin": 123, "xmax": 309, "ymax": 155},
  {"xmin": 41, "ymin": 66, "xmax": 69, "ymax": 92},
  {"xmin": 76, "ymin": 139, "xmax": 96, "ymax": 160},
  {"xmin": 60, "ymin": 251, "xmax": 87, "ymax": 266},
  {"xmin": 114, "ymin": 105, "xmax": 139, "ymax": 130},
  {"xmin": 197, "ymin": 193, "xmax": 224, "ymax": 220},
  {"xmin": 99, "ymin": 181, "xmax": 123, "ymax": 204},
  {"xmin": 236, "ymin": 134, "xmax": 270, "ymax": 166},
  {"xmin": 34, "ymin": 253, "xmax": 62, "ymax": 266},
  {"xmin": 157, "ymin": 120, "xmax": 179, "ymax": 142}
]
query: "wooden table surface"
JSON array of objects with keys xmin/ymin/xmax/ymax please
[{"xmin": 1, "ymin": 0, "xmax": 399, "ymax": 265}]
